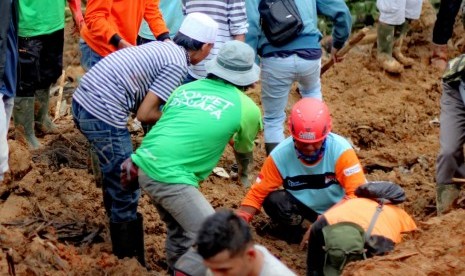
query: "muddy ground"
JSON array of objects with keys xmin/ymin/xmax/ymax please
[{"xmin": 2, "ymin": 3, "xmax": 465, "ymax": 275}]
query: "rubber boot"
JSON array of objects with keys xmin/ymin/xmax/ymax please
[
  {"xmin": 109, "ymin": 213, "xmax": 146, "ymax": 267},
  {"xmin": 13, "ymin": 97, "xmax": 40, "ymax": 149},
  {"xmin": 393, "ymin": 22, "xmax": 414, "ymax": 67},
  {"xmin": 256, "ymin": 220, "xmax": 306, "ymax": 245},
  {"xmin": 173, "ymin": 248, "xmax": 207, "ymax": 276},
  {"xmin": 234, "ymin": 151, "xmax": 253, "ymax": 188},
  {"xmin": 436, "ymin": 184, "xmax": 460, "ymax": 215},
  {"xmin": 431, "ymin": 43, "xmax": 448, "ymax": 71},
  {"xmin": 34, "ymin": 88, "xmax": 57, "ymax": 134},
  {"xmin": 265, "ymin": 143, "xmax": 278, "ymax": 156},
  {"xmin": 377, "ymin": 22, "xmax": 403, "ymax": 74}
]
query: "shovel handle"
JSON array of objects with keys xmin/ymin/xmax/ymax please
[{"xmin": 321, "ymin": 27, "xmax": 370, "ymax": 75}]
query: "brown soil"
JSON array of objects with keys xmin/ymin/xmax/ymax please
[{"xmin": 3, "ymin": 5, "xmax": 465, "ymax": 275}]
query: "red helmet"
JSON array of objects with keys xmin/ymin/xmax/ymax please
[{"xmin": 288, "ymin": 98, "xmax": 332, "ymax": 143}]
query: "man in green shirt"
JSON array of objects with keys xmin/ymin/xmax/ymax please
[
  {"xmin": 129, "ymin": 40, "xmax": 262, "ymax": 270},
  {"xmin": 13, "ymin": 0, "xmax": 83, "ymax": 149}
]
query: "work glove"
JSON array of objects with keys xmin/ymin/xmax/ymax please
[
  {"xmin": 233, "ymin": 151, "xmax": 253, "ymax": 188},
  {"xmin": 120, "ymin": 157, "xmax": 140, "ymax": 191},
  {"xmin": 235, "ymin": 209, "xmax": 254, "ymax": 224}
]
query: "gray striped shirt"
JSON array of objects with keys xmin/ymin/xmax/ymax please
[
  {"xmin": 184, "ymin": 0, "xmax": 248, "ymax": 79},
  {"xmin": 73, "ymin": 41, "xmax": 189, "ymax": 128}
]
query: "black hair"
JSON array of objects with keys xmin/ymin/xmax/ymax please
[
  {"xmin": 206, "ymin": 74, "xmax": 254, "ymax": 92},
  {"xmin": 173, "ymin": 32, "xmax": 206, "ymax": 51},
  {"xmin": 196, "ymin": 209, "xmax": 253, "ymax": 260}
]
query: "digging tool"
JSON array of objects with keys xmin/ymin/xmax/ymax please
[
  {"xmin": 452, "ymin": 177, "xmax": 465, "ymax": 184},
  {"xmin": 53, "ymin": 70, "xmax": 66, "ymax": 122},
  {"xmin": 321, "ymin": 27, "xmax": 370, "ymax": 75}
]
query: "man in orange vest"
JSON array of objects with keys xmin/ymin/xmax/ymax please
[{"xmin": 305, "ymin": 181, "xmax": 417, "ymax": 276}]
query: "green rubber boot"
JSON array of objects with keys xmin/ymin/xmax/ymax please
[
  {"xmin": 377, "ymin": 22, "xmax": 403, "ymax": 73},
  {"xmin": 234, "ymin": 151, "xmax": 253, "ymax": 188},
  {"xmin": 35, "ymin": 88, "xmax": 57, "ymax": 134},
  {"xmin": 13, "ymin": 97, "xmax": 40, "ymax": 149},
  {"xmin": 436, "ymin": 183, "xmax": 461, "ymax": 215},
  {"xmin": 393, "ymin": 21, "xmax": 414, "ymax": 67}
]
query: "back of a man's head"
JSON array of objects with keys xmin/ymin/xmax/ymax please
[{"xmin": 196, "ymin": 209, "xmax": 253, "ymax": 260}]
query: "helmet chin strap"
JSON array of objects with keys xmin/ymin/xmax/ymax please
[{"xmin": 294, "ymin": 139, "xmax": 326, "ymax": 164}]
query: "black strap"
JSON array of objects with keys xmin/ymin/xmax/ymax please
[{"xmin": 364, "ymin": 202, "xmax": 384, "ymax": 241}]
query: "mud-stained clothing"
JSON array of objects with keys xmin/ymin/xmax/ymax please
[
  {"xmin": 73, "ymin": 41, "xmax": 189, "ymax": 129},
  {"xmin": 307, "ymin": 198, "xmax": 417, "ymax": 274},
  {"xmin": 72, "ymin": 41, "xmax": 190, "ymax": 223},
  {"xmin": 242, "ymin": 133, "xmax": 366, "ymax": 215},
  {"xmin": 132, "ymin": 78, "xmax": 261, "ymax": 266},
  {"xmin": 0, "ymin": 0, "xmax": 18, "ymax": 181},
  {"xmin": 16, "ymin": 29, "xmax": 64, "ymax": 97},
  {"xmin": 16, "ymin": 0, "xmax": 76, "ymax": 97},
  {"xmin": 436, "ymin": 81, "xmax": 465, "ymax": 184},
  {"xmin": 80, "ymin": 0, "xmax": 169, "ymax": 58},
  {"xmin": 132, "ymin": 78, "xmax": 262, "ymax": 187}
]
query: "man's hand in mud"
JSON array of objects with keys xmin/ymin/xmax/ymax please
[{"xmin": 299, "ymin": 226, "xmax": 311, "ymax": 250}]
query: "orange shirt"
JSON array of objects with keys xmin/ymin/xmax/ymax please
[
  {"xmin": 81, "ymin": 0, "xmax": 168, "ymax": 57},
  {"xmin": 324, "ymin": 198, "xmax": 417, "ymax": 243}
]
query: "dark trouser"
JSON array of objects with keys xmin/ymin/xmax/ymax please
[
  {"xmin": 17, "ymin": 29, "xmax": 64, "ymax": 97},
  {"xmin": 436, "ymin": 82, "xmax": 465, "ymax": 184},
  {"xmin": 136, "ymin": 35, "xmax": 155, "ymax": 45},
  {"xmin": 307, "ymin": 219, "xmax": 327, "ymax": 276},
  {"xmin": 263, "ymin": 189, "xmax": 319, "ymax": 225},
  {"xmin": 432, "ymin": 0, "xmax": 463, "ymax": 45},
  {"xmin": 72, "ymin": 100, "xmax": 140, "ymax": 223}
]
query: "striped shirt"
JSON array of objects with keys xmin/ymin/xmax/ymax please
[
  {"xmin": 73, "ymin": 41, "xmax": 189, "ymax": 129},
  {"xmin": 184, "ymin": 0, "xmax": 248, "ymax": 79}
]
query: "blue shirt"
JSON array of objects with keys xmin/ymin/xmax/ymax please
[
  {"xmin": 271, "ymin": 134, "xmax": 352, "ymax": 214},
  {"xmin": 138, "ymin": 0, "xmax": 184, "ymax": 40},
  {"xmin": 0, "ymin": 18, "xmax": 18, "ymax": 97}
]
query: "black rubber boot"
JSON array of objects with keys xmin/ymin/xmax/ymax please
[
  {"xmin": 265, "ymin": 143, "xmax": 279, "ymax": 156},
  {"xmin": 257, "ymin": 220, "xmax": 306, "ymax": 245},
  {"xmin": 109, "ymin": 213, "xmax": 146, "ymax": 267}
]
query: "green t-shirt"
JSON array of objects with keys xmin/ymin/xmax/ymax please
[
  {"xmin": 18, "ymin": 0, "xmax": 66, "ymax": 37},
  {"xmin": 132, "ymin": 79, "xmax": 262, "ymax": 187}
]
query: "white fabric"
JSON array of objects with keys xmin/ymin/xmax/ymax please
[
  {"xmin": 179, "ymin": 12, "xmax": 219, "ymax": 43},
  {"xmin": 205, "ymin": 40, "xmax": 260, "ymax": 86},
  {"xmin": 185, "ymin": 0, "xmax": 248, "ymax": 79},
  {"xmin": 256, "ymin": 245, "xmax": 297, "ymax": 276},
  {"xmin": 377, "ymin": 0, "xmax": 422, "ymax": 25},
  {"xmin": 0, "ymin": 94, "xmax": 14, "ymax": 180}
]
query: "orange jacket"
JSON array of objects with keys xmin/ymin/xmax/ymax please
[
  {"xmin": 323, "ymin": 198, "xmax": 417, "ymax": 243},
  {"xmin": 81, "ymin": 0, "xmax": 168, "ymax": 57}
]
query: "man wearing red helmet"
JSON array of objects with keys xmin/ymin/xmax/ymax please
[{"xmin": 236, "ymin": 98, "xmax": 367, "ymax": 243}]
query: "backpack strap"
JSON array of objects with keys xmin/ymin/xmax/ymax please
[{"xmin": 364, "ymin": 201, "xmax": 384, "ymax": 241}]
